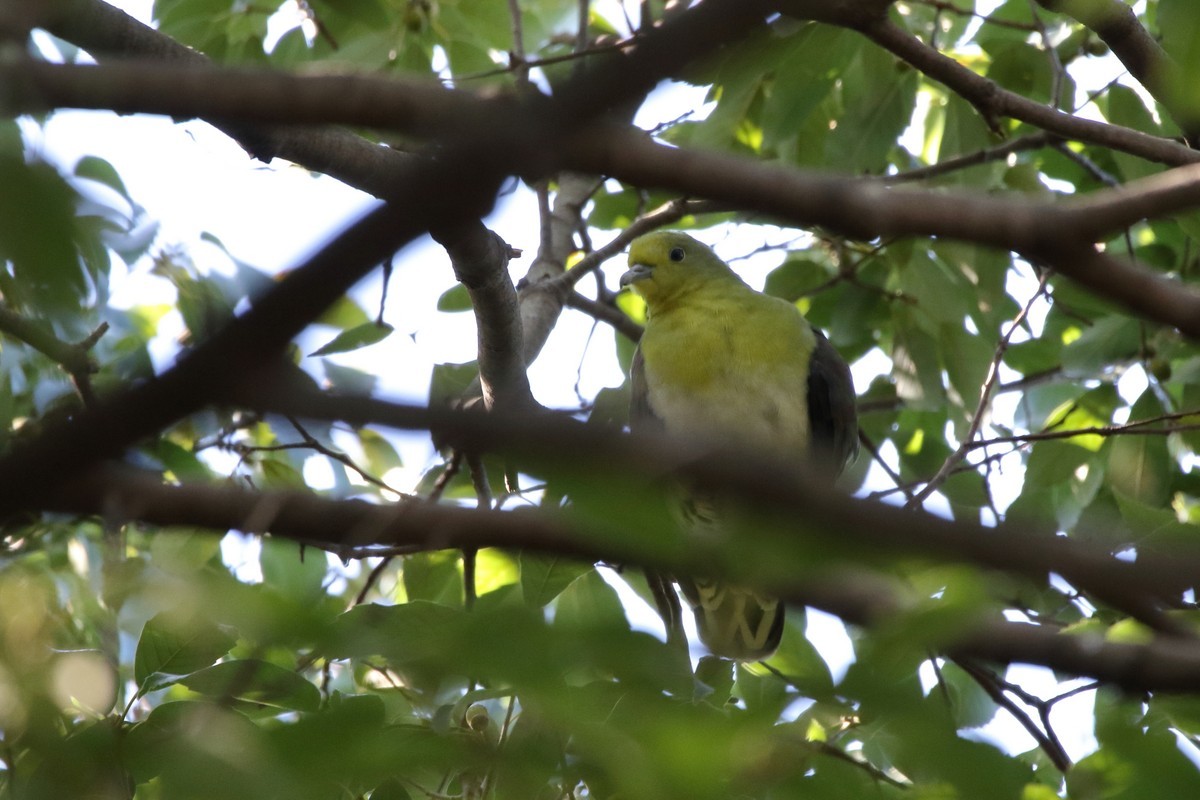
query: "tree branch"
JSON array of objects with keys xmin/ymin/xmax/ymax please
[
  {"xmin": 0, "ymin": 304, "xmax": 107, "ymax": 405},
  {"xmin": 430, "ymin": 222, "xmax": 533, "ymax": 411},
  {"xmin": 1033, "ymin": 0, "xmax": 1196, "ymax": 144},
  {"xmin": 0, "ymin": 0, "xmax": 783, "ymax": 513},
  {"xmin": 518, "ymin": 173, "xmax": 594, "ymax": 367},
  {"xmin": 193, "ymin": 390, "xmax": 1200, "ymax": 610},
  {"xmin": 12, "ymin": 58, "xmax": 1200, "ymax": 337},
  {"xmin": 46, "ymin": 460, "xmax": 1200, "ymax": 693},
  {"xmin": 796, "ymin": 2, "xmax": 1199, "ymax": 166}
]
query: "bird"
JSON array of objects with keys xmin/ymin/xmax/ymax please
[{"xmin": 619, "ymin": 230, "xmax": 857, "ymax": 661}]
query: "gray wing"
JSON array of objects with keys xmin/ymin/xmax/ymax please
[
  {"xmin": 629, "ymin": 346, "xmax": 664, "ymax": 434},
  {"xmin": 629, "ymin": 346, "xmax": 685, "ymax": 648},
  {"xmin": 806, "ymin": 326, "xmax": 858, "ymax": 475}
]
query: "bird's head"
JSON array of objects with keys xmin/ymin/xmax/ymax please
[{"xmin": 620, "ymin": 231, "xmax": 739, "ymax": 308}]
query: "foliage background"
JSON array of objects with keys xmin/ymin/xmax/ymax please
[{"xmin": 5, "ymin": 0, "xmax": 1200, "ymax": 797}]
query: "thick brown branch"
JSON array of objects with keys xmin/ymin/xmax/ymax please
[
  {"xmin": 24, "ymin": 0, "xmax": 422, "ymax": 196},
  {"xmin": 430, "ymin": 222, "xmax": 533, "ymax": 411},
  {"xmin": 12, "ymin": 57, "xmax": 1200, "ymax": 248},
  {"xmin": 47, "ymin": 461, "xmax": 1200, "ymax": 693},
  {"xmin": 0, "ymin": 191, "xmax": 466, "ymax": 515},
  {"xmin": 208, "ymin": 391, "xmax": 1200, "ymax": 611},
  {"xmin": 0, "ymin": 0, "xmax": 781, "ymax": 514},
  {"xmin": 0, "ymin": 303, "xmax": 101, "ymax": 376},
  {"xmin": 11, "ymin": 58, "xmax": 1200, "ymax": 336},
  {"xmin": 1034, "ymin": 0, "xmax": 1197, "ymax": 144},
  {"xmin": 571, "ymin": 130, "xmax": 1200, "ymax": 337},
  {"xmin": 518, "ymin": 173, "xmax": 594, "ymax": 366},
  {"xmin": 775, "ymin": 0, "xmax": 1199, "ymax": 166}
]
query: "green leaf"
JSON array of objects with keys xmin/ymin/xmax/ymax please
[
  {"xmin": 308, "ymin": 321, "xmax": 394, "ymax": 356},
  {"xmin": 734, "ymin": 663, "xmax": 790, "ymax": 719},
  {"xmin": 261, "ymin": 537, "xmax": 329, "ymax": 601},
  {"xmin": 1160, "ymin": 0, "xmax": 1200, "ymax": 76},
  {"xmin": 0, "ymin": 157, "xmax": 85, "ymax": 315},
  {"xmin": 762, "ymin": 257, "xmax": 829, "ymax": 301},
  {"xmin": 694, "ymin": 655, "xmax": 734, "ymax": 707},
  {"xmin": 150, "ymin": 528, "xmax": 223, "ymax": 574},
  {"xmin": 935, "ymin": 94, "xmax": 995, "ymax": 174},
  {"xmin": 827, "ymin": 45, "xmax": 917, "ymax": 173},
  {"xmin": 316, "ymin": 295, "xmax": 372, "ymax": 328},
  {"xmin": 1061, "ymin": 316, "xmax": 1141, "ymax": 377},
  {"xmin": 436, "ymin": 283, "xmax": 473, "ymax": 312},
  {"xmin": 766, "ymin": 615, "xmax": 834, "ymax": 700},
  {"xmin": 73, "ymin": 155, "xmax": 131, "ymax": 202},
  {"xmin": 936, "ymin": 661, "xmax": 999, "ymax": 729},
  {"xmin": 178, "ymin": 659, "xmax": 321, "ymax": 711},
  {"xmin": 761, "ymin": 26, "xmax": 858, "ymax": 152},
  {"xmin": 322, "ymin": 360, "xmax": 380, "ymax": 395},
  {"xmin": 259, "ymin": 457, "xmax": 307, "ymax": 489},
  {"xmin": 358, "ymin": 427, "xmax": 403, "ymax": 477},
  {"xmin": 553, "ymin": 569, "xmax": 627, "ymax": 630},
  {"xmin": 1107, "ymin": 397, "xmax": 1172, "ymax": 507},
  {"xmin": 134, "ymin": 611, "xmax": 237, "ymax": 689},
  {"xmin": 124, "ymin": 701, "xmax": 275, "ymax": 792},
  {"xmin": 986, "ymin": 42, "xmax": 1055, "ymax": 105},
  {"xmin": 402, "ymin": 550, "xmax": 463, "ymax": 606},
  {"xmin": 891, "ymin": 318, "xmax": 945, "ymax": 409},
  {"xmin": 429, "ymin": 361, "xmax": 479, "ymax": 407},
  {"xmin": 520, "ymin": 553, "xmax": 591, "ymax": 607}
]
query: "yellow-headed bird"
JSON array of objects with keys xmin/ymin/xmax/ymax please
[{"xmin": 620, "ymin": 231, "xmax": 857, "ymax": 661}]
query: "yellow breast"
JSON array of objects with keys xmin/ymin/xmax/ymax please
[{"xmin": 639, "ymin": 290, "xmax": 816, "ymax": 459}]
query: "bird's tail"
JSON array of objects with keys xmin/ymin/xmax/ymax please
[
  {"xmin": 673, "ymin": 489, "xmax": 786, "ymax": 661},
  {"xmin": 678, "ymin": 576, "xmax": 784, "ymax": 661}
]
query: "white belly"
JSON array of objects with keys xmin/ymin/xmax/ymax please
[{"xmin": 648, "ymin": 370, "xmax": 811, "ymax": 457}]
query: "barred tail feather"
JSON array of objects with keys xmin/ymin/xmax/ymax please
[{"xmin": 678, "ymin": 576, "xmax": 785, "ymax": 661}]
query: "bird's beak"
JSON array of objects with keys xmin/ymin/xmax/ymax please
[{"xmin": 619, "ymin": 263, "xmax": 653, "ymax": 288}]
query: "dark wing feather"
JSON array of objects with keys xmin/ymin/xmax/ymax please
[
  {"xmin": 629, "ymin": 345, "xmax": 665, "ymax": 433},
  {"xmin": 629, "ymin": 345, "xmax": 685, "ymax": 647},
  {"xmin": 806, "ymin": 326, "xmax": 859, "ymax": 475}
]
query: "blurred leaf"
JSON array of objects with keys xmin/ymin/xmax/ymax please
[
  {"xmin": 261, "ymin": 538, "xmax": 328, "ymax": 601},
  {"xmin": 553, "ymin": 569, "xmax": 627, "ymax": 630},
  {"xmin": 437, "ymin": 283, "xmax": 472, "ymax": 312},
  {"xmin": 134, "ymin": 611, "xmax": 237, "ymax": 689},
  {"xmin": 309, "ymin": 321, "xmax": 394, "ymax": 356},
  {"xmin": 429, "ymin": 361, "xmax": 479, "ymax": 408},
  {"xmin": 0, "ymin": 157, "xmax": 85, "ymax": 315},
  {"xmin": 178, "ymin": 659, "xmax": 321, "ymax": 711},
  {"xmin": 316, "ymin": 295, "xmax": 373, "ymax": 328},
  {"xmin": 1061, "ymin": 316, "xmax": 1141, "ymax": 377},
  {"xmin": 763, "ymin": 257, "xmax": 830, "ymax": 301},
  {"xmin": 1107, "ymin": 392, "xmax": 1172, "ymax": 506},
  {"xmin": 402, "ymin": 551, "xmax": 463, "ymax": 607},
  {"xmin": 766, "ymin": 614, "xmax": 834, "ymax": 700},
  {"xmin": 74, "ymin": 155, "xmax": 132, "ymax": 202},
  {"xmin": 520, "ymin": 553, "xmax": 591, "ymax": 607}
]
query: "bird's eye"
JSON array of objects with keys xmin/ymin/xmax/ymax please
[{"xmin": 668, "ymin": 247, "xmax": 686, "ymax": 262}]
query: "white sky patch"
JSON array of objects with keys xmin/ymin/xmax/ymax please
[
  {"xmin": 806, "ymin": 608, "xmax": 855, "ymax": 682},
  {"xmin": 221, "ymin": 532, "xmax": 264, "ymax": 583},
  {"xmin": 597, "ymin": 565, "xmax": 668, "ymax": 641}
]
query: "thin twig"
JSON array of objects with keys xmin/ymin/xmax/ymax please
[
  {"xmin": 566, "ymin": 291, "xmax": 643, "ymax": 341},
  {"xmin": 910, "ymin": 272, "xmax": 1050, "ymax": 507},
  {"xmin": 883, "ymin": 133, "xmax": 1056, "ymax": 184},
  {"xmin": 953, "ymin": 658, "xmax": 1072, "ymax": 772}
]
